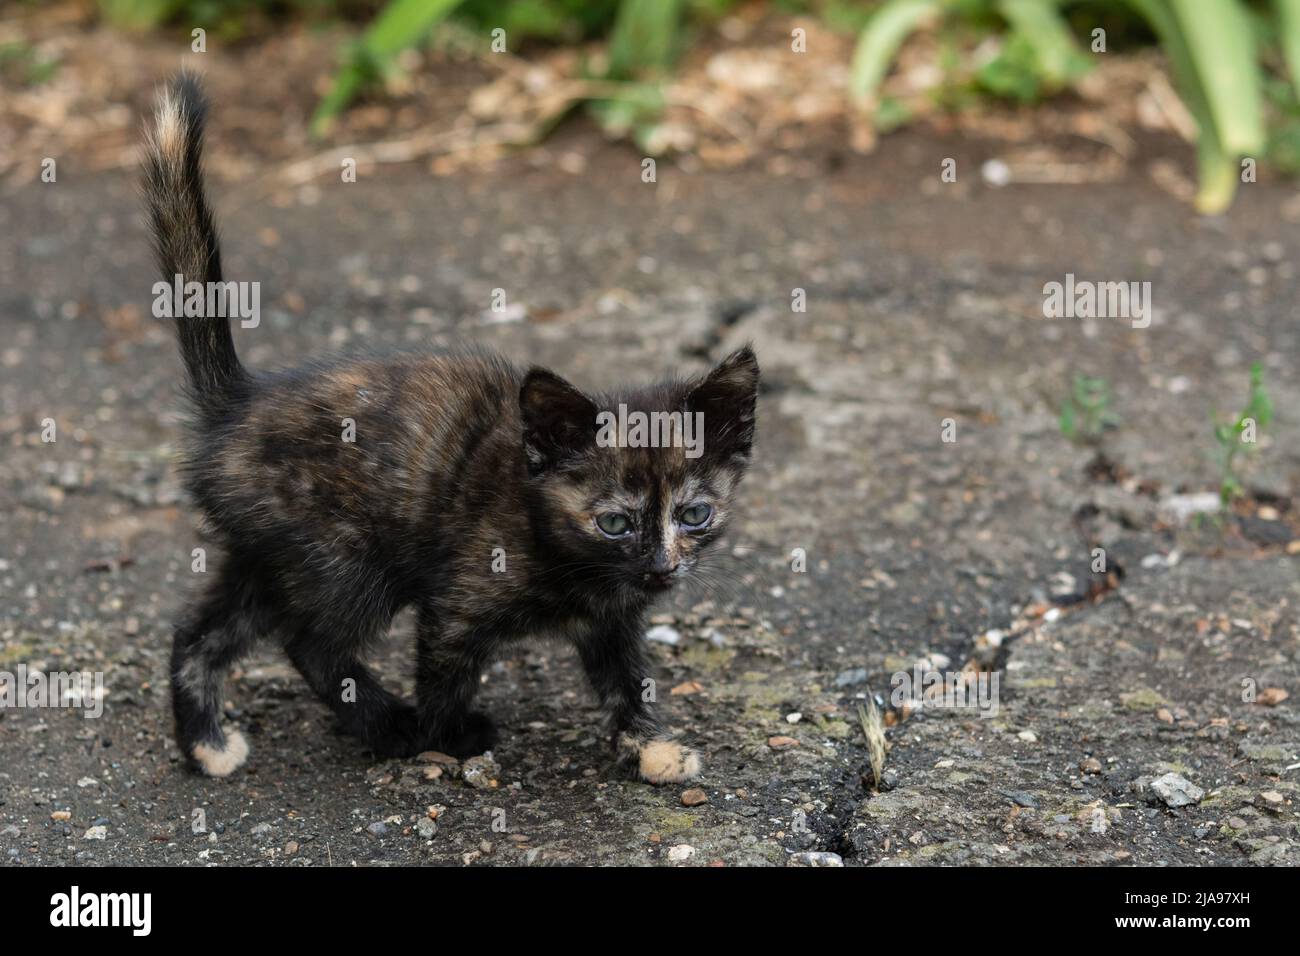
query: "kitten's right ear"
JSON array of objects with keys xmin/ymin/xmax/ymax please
[{"xmin": 519, "ymin": 367, "xmax": 599, "ymax": 475}]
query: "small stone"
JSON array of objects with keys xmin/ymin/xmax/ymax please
[
  {"xmin": 50, "ymin": 810, "xmax": 72, "ymax": 822},
  {"xmin": 461, "ymin": 753, "xmax": 501, "ymax": 789},
  {"xmin": 1080, "ymin": 757, "xmax": 1103, "ymax": 774},
  {"xmin": 667, "ymin": 844, "xmax": 696, "ymax": 862},
  {"xmin": 422, "ymin": 765, "xmax": 443, "ymax": 781},
  {"xmin": 644, "ymin": 625, "xmax": 681, "ymax": 646},
  {"xmin": 680, "ymin": 788, "xmax": 708, "ymax": 807},
  {"xmin": 366, "ymin": 822, "xmax": 388, "ymax": 837},
  {"xmin": 1017, "ymin": 730, "xmax": 1038, "ymax": 743},
  {"xmin": 76, "ymin": 777, "xmax": 98, "ymax": 788},
  {"xmin": 83, "ymin": 826, "xmax": 107, "ymax": 840},
  {"xmin": 1257, "ymin": 687, "xmax": 1289, "ymax": 707},
  {"xmin": 417, "ymin": 751, "xmax": 459, "ymax": 766},
  {"xmin": 416, "ymin": 817, "xmax": 438, "ymax": 839},
  {"xmin": 1259, "ymin": 791, "xmax": 1285, "ymax": 808},
  {"xmin": 788, "ymin": 851, "xmax": 843, "ymax": 867},
  {"xmin": 284, "ymin": 841, "xmax": 299, "ymax": 855},
  {"xmin": 767, "ymin": 735, "xmax": 799, "ymax": 750},
  {"xmin": 1155, "ymin": 708, "xmax": 1174, "ymax": 724},
  {"xmin": 999, "ymin": 790, "xmax": 1038, "ymax": 809},
  {"xmin": 251, "ymin": 823, "xmax": 273, "ymax": 838},
  {"xmin": 1150, "ymin": 772, "xmax": 1203, "ymax": 808},
  {"xmin": 670, "ymin": 681, "xmax": 704, "ymax": 696},
  {"xmin": 785, "ymin": 712, "xmax": 802, "ymax": 724},
  {"xmin": 834, "ymin": 668, "xmax": 868, "ymax": 688},
  {"xmin": 1227, "ymin": 816, "xmax": 1248, "ymax": 829}
]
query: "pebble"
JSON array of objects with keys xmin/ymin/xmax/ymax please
[
  {"xmin": 1150, "ymin": 772, "xmax": 1203, "ymax": 807},
  {"xmin": 767, "ymin": 736, "xmax": 799, "ymax": 750},
  {"xmin": 667, "ymin": 844, "xmax": 696, "ymax": 862},
  {"xmin": 416, "ymin": 818, "xmax": 438, "ymax": 839},
  {"xmin": 1259, "ymin": 791, "xmax": 1285, "ymax": 809},
  {"xmin": 83, "ymin": 826, "xmax": 107, "ymax": 840},
  {"xmin": 680, "ymin": 788, "xmax": 708, "ymax": 807},
  {"xmin": 284, "ymin": 841, "xmax": 299, "ymax": 855},
  {"xmin": 999, "ymin": 790, "xmax": 1038, "ymax": 809},
  {"xmin": 788, "ymin": 851, "xmax": 843, "ymax": 867},
  {"xmin": 461, "ymin": 753, "xmax": 501, "ymax": 789},
  {"xmin": 644, "ymin": 625, "xmax": 681, "ymax": 646},
  {"xmin": 1080, "ymin": 757, "xmax": 1102, "ymax": 774},
  {"xmin": 785, "ymin": 712, "xmax": 802, "ymax": 724},
  {"xmin": 50, "ymin": 810, "xmax": 71, "ymax": 822},
  {"xmin": 1257, "ymin": 687, "xmax": 1288, "ymax": 707},
  {"xmin": 366, "ymin": 822, "xmax": 388, "ymax": 837},
  {"xmin": 834, "ymin": 668, "xmax": 868, "ymax": 688},
  {"xmin": 251, "ymin": 823, "xmax": 273, "ymax": 838}
]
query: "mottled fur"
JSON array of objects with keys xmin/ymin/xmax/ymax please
[{"xmin": 143, "ymin": 75, "xmax": 758, "ymax": 783}]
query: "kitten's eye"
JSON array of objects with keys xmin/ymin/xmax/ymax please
[
  {"xmin": 679, "ymin": 503, "xmax": 713, "ymax": 528},
  {"xmin": 595, "ymin": 513, "xmax": 632, "ymax": 537}
]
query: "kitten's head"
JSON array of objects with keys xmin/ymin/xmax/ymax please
[{"xmin": 519, "ymin": 347, "xmax": 758, "ymax": 601}]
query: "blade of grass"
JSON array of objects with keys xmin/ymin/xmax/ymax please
[
  {"xmin": 997, "ymin": 0, "xmax": 1089, "ymax": 88},
  {"xmin": 1168, "ymin": 0, "xmax": 1264, "ymax": 157},
  {"xmin": 1276, "ymin": 0, "xmax": 1300, "ymax": 102},
  {"xmin": 1126, "ymin": 0, "xmax": 1251, "ymax": 212},
  {"xmin": 849, "ymin": 0, "xmax": 942, "ymax": 108},
  {"xmin": 311, "ymin": 0, "xmax": 464, "ymax": 137},
  {"xmin": 607, "ymin": 0, "xmax": 683, "ymax": 79}
]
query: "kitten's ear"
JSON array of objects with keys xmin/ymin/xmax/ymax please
[
  {"xmin": 687, "ymin": 346, "xmax": 759, "ymax": 467},
  {"xmin": 519, "ymin": 367, "xmax": 599, "ymax": 475}
]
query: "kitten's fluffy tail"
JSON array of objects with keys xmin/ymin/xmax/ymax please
[{"xmin": 142, "ymin": 72, "xmax": 244, "ymax": 397}]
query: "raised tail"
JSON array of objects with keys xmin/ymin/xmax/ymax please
[{"xmin": 142, "ymin": 72, "xmax": 244, "ymax": 397}]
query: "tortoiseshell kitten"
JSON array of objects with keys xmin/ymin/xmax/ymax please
[{"xmin": 142, "ymin": 75, "xmax": 758, "ymax": 784}]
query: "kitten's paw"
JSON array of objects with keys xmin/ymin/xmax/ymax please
[
  {"xmin": 189, "ymin": 727, "xmax": 249, "ymax": 778},
  {"xmin": 427, "ymin": 711, "xmax": 498, "ymax": 759},
  {"xmin": 620, "ymin": 735, "xmax": 702, "ymax": 785},
  {"xmin": 366, "ymin": 704, "xmax": 424, "ymax": 758}
]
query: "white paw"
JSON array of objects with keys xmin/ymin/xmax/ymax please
[
  {"xmin": 637, "ymin": 739, "xmax": 702, "ymax": 785},
  {"xmin": 191, "ymin": 727, "xmax": 249, "ymax": 778}
]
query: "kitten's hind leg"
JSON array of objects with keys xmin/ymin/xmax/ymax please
[
  {"xmin": 414, "ymin": 612, "xmax": 498, "ymax": 759},
  {"xmin": 171, "ymin": 566, "xmax": 264, "ymax": 777},
  {"xmin": 283, "ymin": 631, "xmax": 421, "ymax": 758}
]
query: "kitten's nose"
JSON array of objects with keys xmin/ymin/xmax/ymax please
[
  {"xmin": 647, "ymin": 546, "xmax": 681, "ymax": 582},
  {"xmin": 650, "ymin": 550, "xmax": 678, "ymax": 576}
]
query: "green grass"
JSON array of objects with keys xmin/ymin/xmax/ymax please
[{"xmin": 1212, "ymin": 362, "xmax": 1273, "ymax": 508}]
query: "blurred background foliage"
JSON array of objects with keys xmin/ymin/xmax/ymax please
[{"xmin": 74, "ymin": 0, "xmax": 1300, "ymax": 210}]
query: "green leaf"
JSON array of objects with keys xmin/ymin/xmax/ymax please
[
  {"xmin": 997, "ymin": 0, "xmax": 1091, "ymax": 89},
  {"xmin": 98, "ymin": 0, "xmax": 178, "ymax": 30},
  {"xmin": 1125, "ymin": 0, "xmax": 1261, "ymax": 213},
  {"xmin": 1168, "ymin": 0, "xmax": 1264, "ymax": 156},
  {"xmin": 850, "ymin": 0, "xmax": 942, "ymax": 107},
  {"xmin": 312, "ymin": 0, "xmax": 465, "ymax": 136},
  {"xmin": 607, "ymin": 0, "xmax": 683, "ymax": 79},
  {"xmin": 1276, "ymin": 0, "xmax": 1300, "ymax": 103}
]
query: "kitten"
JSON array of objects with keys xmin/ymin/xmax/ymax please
[{"xmin": 142, "ymin": 74, "xmax": 759, "ymax": 784}]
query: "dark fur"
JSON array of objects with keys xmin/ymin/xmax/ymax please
[{"xmin": 144, "ymin": 75, "xmax": 758, "ymax": 778}]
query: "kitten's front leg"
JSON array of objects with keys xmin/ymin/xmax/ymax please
[
  {"xmin": 576, "ymin": 621, "xmax": 702, "ymax": 785},
  {"xmin": 414, "ymin": 612, "xmax": 499, "ymax": 759}
]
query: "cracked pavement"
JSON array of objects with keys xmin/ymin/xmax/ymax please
[{"xmin": 1, "ymin": 128, "xmax": 1298, "ymax": 865}]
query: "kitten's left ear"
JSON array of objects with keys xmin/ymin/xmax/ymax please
[
  {"xmin": 519, "ymin": 367, "xmax": 599, "ymax": 475},
  {"xmin": 687, "ymin": 346, "xmax": 760, "ymax": 467}
]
